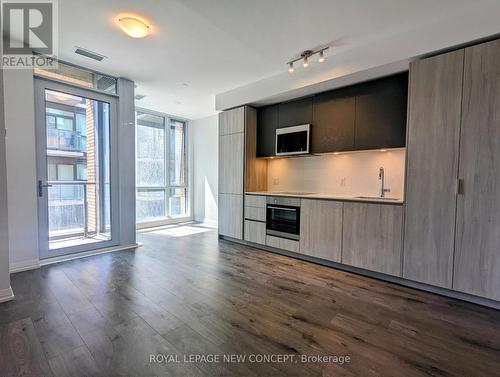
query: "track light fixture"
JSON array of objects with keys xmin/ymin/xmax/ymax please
[{"xmin": 287, "ymin": 47, "xmax": 328, "ymax": 73}]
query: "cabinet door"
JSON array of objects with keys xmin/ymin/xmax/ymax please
[
  {"xmin": 312, "ymin": 89, "xmax": 355, "ymax": 153},
  {"xmin": 342, "ymin": 203, "xmax": 403, "ymax": 276},
  {"xmin": 244, "ymin": 220, "xmax": 265, "ymax": 245},
  {"xmin": 256, "ymin": 105, "xmax": 278, "ymax": 157},
  {"xmin": 219, "ymin": 107, "xmax": 245, "ymax": 135},
  {"xmin": 219, "ymin": 194, "xmax": 243, "ymax": 239},
  {"xmin": 299, "ymin": 199, "xmax": 342, "ymax": 262},
  {"xmin": 219, "ymin": 132, "xmax": 244, "ymax": 194},
  {"xmin": 454, "ymin": 39, "xmax": 500, "ymax": 300},
  {"xmin": 278, "ymin": 97, "xmax": 312, "ymax": 128},
  {"xmin": 354, "ymin": 73, "xmax": 408, "ymax": 149},
  {"xmin": 403, "ymin": 50, "xmax": 464, "ymax": 288}
]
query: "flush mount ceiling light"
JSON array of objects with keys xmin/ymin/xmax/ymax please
[
  {"xmin": 287, "ymin": 47, "xmax": 328, "ymax": 73},
  {"xmin": 118, "ymin": 16, "xmax": 151, "ymax": 38}
]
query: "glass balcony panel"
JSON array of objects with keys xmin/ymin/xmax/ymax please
[{"xmin": 169, "ymin": 187, "xmax": 187, "ymax": 217}]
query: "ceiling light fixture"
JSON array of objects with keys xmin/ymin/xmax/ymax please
[
  {"xmin": 118, "ymin": 16, "xmax": 151, "ymax": 38},
  {"xmin": 303, "ymin": 56, "xmax": 309, "ymax": 68},
  {"xmin": 319, "ymin": 50, "xmax": 325, "ymax": 63},
  {"xmin": 286, "ymin": 47, "xmax": 328, "ymax": 73}
]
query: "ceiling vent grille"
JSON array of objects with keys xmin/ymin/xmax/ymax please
[{"xmin": 73, "ymin": 46, "xmax": 106, "ymax": 61}]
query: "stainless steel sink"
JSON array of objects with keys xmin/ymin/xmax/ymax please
[{"xmin": 355, "ymin": 196, "xmax": 400, "ymax": 201}]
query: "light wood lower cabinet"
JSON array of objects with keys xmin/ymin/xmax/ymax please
[
  {"xmin": 219, "ymin": 194, "xmax": 243, "ymax": 239},
  {"xmin": 244, "ymin": 220, "xmax": 265, "ymax": 245},
  {"xmin": 266, "ymin": 235, "xmax": 300, "ymax": 253},
  {"xmin": 342, "ymin": 203, "xmax": 403, "ymax": 276},
  {"xmin": 299, "ymin": 199, "xmax": 342, "ymax": 262}
]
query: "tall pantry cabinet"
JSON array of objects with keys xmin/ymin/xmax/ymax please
[{"xmin": 404, "ymin": 38, "xmax": 500, "ymax": 301}]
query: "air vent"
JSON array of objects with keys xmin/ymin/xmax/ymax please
[
  {"xmin": 73, "ymin": 47, "xmax": 106, "ymax": 61},
  {"xmin": 135, "ymin": 94, "xmax": 146, "ymax": 100}
]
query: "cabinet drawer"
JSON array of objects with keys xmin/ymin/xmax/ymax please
[
  {"xmin": 244, "ymin": 206, "xmax": 266, "ymax": 222},
  {"xmin": 266, "ymin": 235, "xmax": 300, "ymax": 253},
  {"xmin": 244, "ymin": 220, "xmax": 266, "ymax": 245},
  {"xmin": 245, "ymin": 195, "xmax": 266, "ymax": 208}
]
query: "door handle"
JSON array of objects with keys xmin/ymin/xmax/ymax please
[
  {"xmin": 456, "ymin": 179, "xmax": 464, "ymax": 195},
  {"xmin": 38, "ymin": 180, "xmax": 52, "ymax": 197}
]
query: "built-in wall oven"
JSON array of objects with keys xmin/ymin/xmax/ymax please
[{"xmin": 266, "ymin": 196, "xmax": 301, "ymax": 240}]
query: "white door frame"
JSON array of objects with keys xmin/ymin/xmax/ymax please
[{"xmin": 34, "ymin": 78, "xmax": 120, "ymax": 259}]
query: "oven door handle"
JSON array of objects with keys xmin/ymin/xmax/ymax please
[{"xmin": 267, "ymin": 206, "xmax": 297, "ymax": 211}]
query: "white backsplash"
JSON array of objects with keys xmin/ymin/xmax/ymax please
[{"xmin": 267, "ymin": 149, "xmax": 406, "ymax": 199}]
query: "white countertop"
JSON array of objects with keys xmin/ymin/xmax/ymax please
[{"xmin": 245, "ymin": 191, "xmax": 404, "ymax": 204}]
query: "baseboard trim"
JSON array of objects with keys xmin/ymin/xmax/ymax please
[
  {"xmin": 40, "ymin": 243, "xmax": 140, "ymax": 267},
  {"xmin": 10, "ymin": 259, "xmax": 41, "ymax": 273},
  {"xmin": 0, "ymin": 286, "xmax": 15, "ymax": 303},
  {"xmin": 219, "ymin": 236, "xmax": 500, "ymax": 310}
]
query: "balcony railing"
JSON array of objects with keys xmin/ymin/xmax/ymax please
[
  {"xmin": 48, "ymin": 181, "xmax": 94, "ymax": 238},
  {"xmin": 47, "ymin": 128, "xmax": 87, "ymax": 152}
]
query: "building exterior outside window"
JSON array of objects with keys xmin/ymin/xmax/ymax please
[{"xmin": 136, "ymin": 110, "xmax": 189, "ymax": 225}]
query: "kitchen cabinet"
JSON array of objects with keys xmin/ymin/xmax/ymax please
[
  {"xmin": 312, "ymin": 88, "xmax": 355, "ymax": 153},
  {"xmin": 266, "ymin": 235, "xmax": 300, "ymax": 253},
  {"xmin": 256, "ymin": 75, "xmax": 408, "ymax": 156},
  {"xmin": 244, "ymin": 220, "xmax": 266, "ymax": 245},
  {"xmin": 454, "ymin": 39, "xmax": 500, "ymax": 301},
  {"xmin": 219, "ymin": 194, "xmax": 243, "ymax": 239},
  {"xmin": 278, "ymin": 97, "xmax": 312, "ymax": 129},
  {"xmin": 219, "ymin": 132, "xmax": 244, "ymax": 194},
  {"xmin": 354, "ymin": 73, "xmax": 408, "ymax": 150},
  {"xmin": 219, "ymin": 106, "xmax": 244, "ymax": 135},
  {"xmin": 342, "ymin": 202, "xmax": 403, "ymax": 276},
  {"xmin": 218, "ymin": 106, "xmax": 247, "ymax": 240},
  {"xmin": 256, "ymin": 105, "xmax": 278, "ymax": 157},
  {"xmin": 299, "ymin": 199, "xmax": 343, "ymax": 262},
  {"xmin": 403, "ymin": 50, "xmax": 464, "ymax": 288}
]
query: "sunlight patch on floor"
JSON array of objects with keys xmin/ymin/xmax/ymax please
[{"xmin": 145, "ymin": 225, "xmax": 212, "ymax": 238}]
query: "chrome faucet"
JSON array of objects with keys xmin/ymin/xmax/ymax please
[{"xmin": 379, "ymin": 167, "xmax": 391, "ymax": 198}]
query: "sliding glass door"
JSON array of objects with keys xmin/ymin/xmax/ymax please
[
  {"xmin": 35, "ymin": 79, "xmax": 118, "ymax": 258},
  {"xmin": 136, "ymin": 110, "xmax": 188, "ymax": 225}
]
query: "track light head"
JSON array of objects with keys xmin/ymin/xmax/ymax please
[
  {"xmin": 319, "ymin": 50, "xmax": 325, "ymax": 63},
  {"xmin": 303, "ymin": 56, "xmax": 308, "ymax": 68},
  {"xmin": 288, "ymin": 62, "xmax": 294, "ymax": 73}
]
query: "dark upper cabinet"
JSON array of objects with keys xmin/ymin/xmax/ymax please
[
  {"xmin": 256, "ymin": 104, "xmax": 278, "ymax": 157},
  {"xmin": 354, "ymin": 73, "xmax": 408, "ymax": 150},
  {"xmin": 256, "ymin": 73, "xmax": 408, "ymax": 157},
  {"xmin": 312, "ymin": 87, "xmax": 355, "ymax": 153},
  {"xmin": 278, "ymin": 97, "xmax": 313, "ymax": 128}
]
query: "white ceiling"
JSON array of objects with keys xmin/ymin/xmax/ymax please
[{"xmin": 57, "ymin": 0, "xmax": 500, "ymax": 120}]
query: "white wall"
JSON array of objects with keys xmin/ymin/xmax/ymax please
[
  {"xmin": 267, "ymin": 149, "xmax": 406, "ymax": 199},
  {"xmin": 0, "ymin": 70, "xmax": 13, "ymax": 302},
  {"xmin": 3, "ymin": 69, "xmax": 40, "ymax": 272},
  {"xmin": 192, "ymin": 114, "xmax": 218, "ymax": 227}
]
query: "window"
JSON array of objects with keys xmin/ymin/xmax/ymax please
[{"xmin": 136, "ymin": 110, "xmax": 188, "ymax": 223}]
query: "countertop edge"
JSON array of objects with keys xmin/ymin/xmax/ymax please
[{"xmin": 244, "ymin": 192, "xmax": 404, "ymax": 205}]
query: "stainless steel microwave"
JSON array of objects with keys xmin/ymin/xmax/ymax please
[{"xmin": 275, "ymin": 124, "xmax": 310, "ymax": 156}]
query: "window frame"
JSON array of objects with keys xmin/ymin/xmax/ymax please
[{"xmin": 135, "ymin": 107, "xmax": 190, "ymax": 227}]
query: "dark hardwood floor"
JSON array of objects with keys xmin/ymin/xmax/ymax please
[{"xmin": 1, "ymin": 224, "xmax": 499, "ymax": 377}]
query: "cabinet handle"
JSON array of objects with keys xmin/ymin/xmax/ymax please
[{"xmin": 457, "ymin": 179, "xmax": 465, "ymax": 195}]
